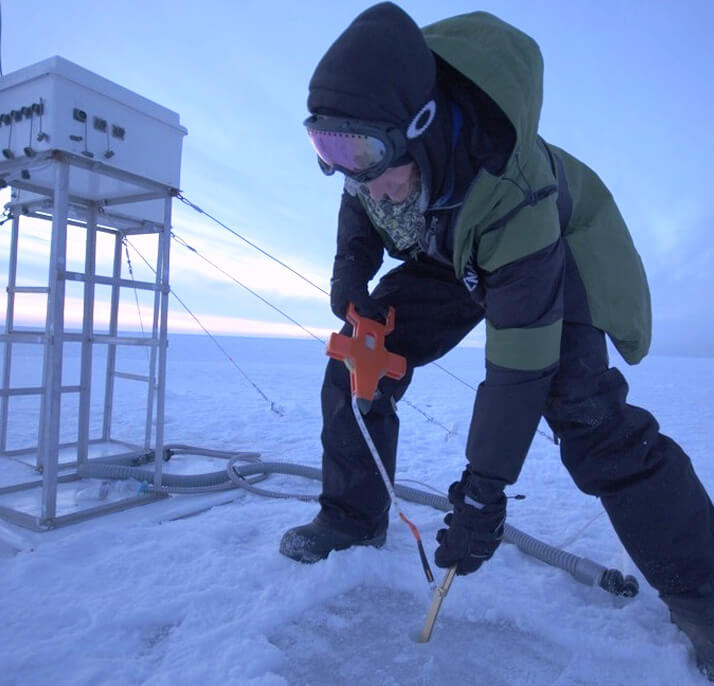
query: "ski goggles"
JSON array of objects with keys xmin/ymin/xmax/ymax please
[{"xmin": 304, "ymin": 114, "xmax": 410, "ymax": 183}]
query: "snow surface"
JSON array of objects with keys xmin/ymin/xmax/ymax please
[{"xmin": 1, "ymin": 334, "xmax": 713, "ymax": 685}]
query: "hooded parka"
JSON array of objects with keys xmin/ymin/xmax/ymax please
[{"xmin": 306, "ymin": 5, "xmax": 714, "ymax": 596}]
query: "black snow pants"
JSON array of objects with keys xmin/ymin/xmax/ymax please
[{"xmin": 319, "ymin": 255, "xmax": 714, "ymax": 595}]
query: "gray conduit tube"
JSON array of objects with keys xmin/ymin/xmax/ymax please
[
  {"xmin": 78, "ymin": 462, "xmax": 231, "ymax": 488},
  {"xmin": 224, "ymin": 460, "xmax": 638, "ymax": 598},
  {"xmin": 78, "ymin": 457, "xmax": 638, "ymax": 598},
  {"xmin": 77, "ymin": 449, "xmax": 266, "ymax": 491},
  {"xmin": 393, "ymin": 482, "xmax": 633, "ymax": 594}
]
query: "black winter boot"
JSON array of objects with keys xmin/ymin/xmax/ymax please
[
  {"xmin": 663, "ymin": 584, "xmax": 714, "ymax": 680},
  {"xmin": 279, "ymin": 514, "xmax": 386, "ymax": 563}
]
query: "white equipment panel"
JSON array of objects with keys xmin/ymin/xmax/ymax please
[{"xmin": 0, "ymin": 56, "xmax": 187, "ymax": 224}]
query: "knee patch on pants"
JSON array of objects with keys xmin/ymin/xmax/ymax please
[
  {"xmin": 547, "ymin": 367, "xmax": 628, "ymax": 430},
  {"xmin": 546, "ymin": 367, "xmax": 661, "ymax": 495}
]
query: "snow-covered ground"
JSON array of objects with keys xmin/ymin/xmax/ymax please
[{"xmin": 1, "ymin": 334, "xmax": 713, "ymax": 685}]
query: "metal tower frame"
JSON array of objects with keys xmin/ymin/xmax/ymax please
[{"xmin": 0, "ymin": 150, "xmax": 175, "ymax": 530}]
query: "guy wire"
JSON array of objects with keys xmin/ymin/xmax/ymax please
[
  {"xmin": 177, "ymin": 192, "xmax": 477, "ymax": 392},
  {"xmin": 174, "ymin": 193, "xmax": 558, "ymax": 443}
]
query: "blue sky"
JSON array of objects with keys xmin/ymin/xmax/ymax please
[{"xmin": 1, "ymin": 1, "xmax": 713, "ymax": 355}]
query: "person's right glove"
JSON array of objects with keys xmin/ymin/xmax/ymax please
[{"xmin": 434, "ymin": 469, "xmax": 507, "ymax": 575}]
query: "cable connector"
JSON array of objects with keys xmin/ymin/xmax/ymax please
[{"xmin": 599, "ymin": 568, "xmax": 639, "ymax": 598}]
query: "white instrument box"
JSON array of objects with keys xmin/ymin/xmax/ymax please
[{"xmin": 0, "ymin": 56, "xmax": 187, "ymax": 225}]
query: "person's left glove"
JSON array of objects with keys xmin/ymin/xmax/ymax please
[
  {"xmin": 434, "ymin": 469, "xmax": 506, "ymax": 575},
  {"xmin": 330, "ymin": 257, "xmax": 388, "ymax": 324}
]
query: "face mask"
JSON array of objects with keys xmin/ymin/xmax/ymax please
[{"xmin": 345, "ymin": 166, "xmax": 429, "ymax": 253}]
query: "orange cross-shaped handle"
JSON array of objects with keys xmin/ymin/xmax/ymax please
[{"xmin": 326, "ymin": 302, "xmax": 407, "ymax": 412}]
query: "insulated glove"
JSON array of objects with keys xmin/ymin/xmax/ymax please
[
  {"xmin": 330, "ymin": 271, "xmax": 388, "ymax": 324},
  {"xmin": 434, "ymin": 470, "xmax": 507, "ymax": 576}
]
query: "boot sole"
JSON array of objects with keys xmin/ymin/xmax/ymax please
[
  {"xmin": 280, "ymin": 531, "xmax": 386, "ymax": 564},
  {"xmin": 670, "ymin": 611, "xmax": 714, "ymax": 681}
]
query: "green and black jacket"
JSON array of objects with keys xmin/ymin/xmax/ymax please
[{"xmin": 334, "ymin": 11, "xmax": 652, "ymax": 488}]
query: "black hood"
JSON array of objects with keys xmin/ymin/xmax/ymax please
[{"xmin": 307, "ymin": 2, "xmax": 453, "ymax": 201}]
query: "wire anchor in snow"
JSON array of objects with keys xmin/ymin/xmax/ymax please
[{"xmin": 125, "ymin": 237, "xmax": 285, "ymax": 416}]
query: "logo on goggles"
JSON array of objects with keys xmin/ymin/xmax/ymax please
[{"xmin": 407, "ymin": 100, "xmax": 436, "ymax": 140}]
